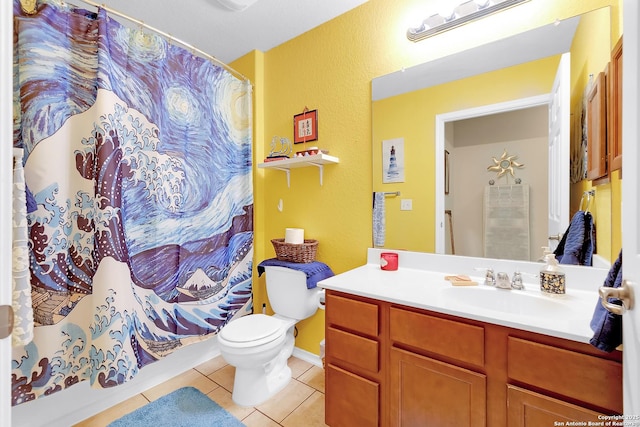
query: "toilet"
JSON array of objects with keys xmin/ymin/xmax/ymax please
[{"xmin": 217, "ymin": 265, "xmax": 324, "ymax": 407}]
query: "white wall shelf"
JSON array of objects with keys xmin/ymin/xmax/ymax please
[{"xmin": 258, "ymin": 153, "xmax": 339, "ymax": 187}]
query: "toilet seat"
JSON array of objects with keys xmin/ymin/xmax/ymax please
[{"xmin": 219, "ymin": 314, "xmax": 285, "ymax": 348}]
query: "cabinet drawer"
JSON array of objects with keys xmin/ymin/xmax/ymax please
[
  {"xmin": 326, "ymin": 292, "xmax": 379, "ymax": 337},
  {"xmin": 327, "ymin": 326, "xmax": 379, "ymax": 373},
  {"xmin": 326, "ymin": 364, "xmax": 379, "ymax": 427},
  {"xmin": 390, "ymin": 307, "xmax": 484, "ymax": 367},
  {"xmin": 507, "ymin": 337, "xmax": 622, "ymax": 413}
]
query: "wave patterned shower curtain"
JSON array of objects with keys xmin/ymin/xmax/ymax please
[{"xmin": 12, "ymin": 0, "xmax": 253, "ymax": 405}]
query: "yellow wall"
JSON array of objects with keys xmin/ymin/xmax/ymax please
[
  {"xmin": 232, "ymin": 0, "xmax": 623, "ymax": 355},
  {"xmin": 230, "ymin": 50, "xmax": 269, "ymax": 313},
  {"xmin": 372, "ymin": 56, "xmax": 560, "ymax": 252}
]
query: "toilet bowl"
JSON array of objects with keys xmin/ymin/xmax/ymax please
[
  {"xmin": 217, "ymin": 266, "xmax": 324, "ymax": 407},
  {"xmin": 218, "ymin": 313, "xmax": 296, "ymax": 407}
]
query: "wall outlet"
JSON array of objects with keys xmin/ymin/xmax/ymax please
[{"xmin": 400, "ymin": 199, "xmax": 413, "ymax": 211}]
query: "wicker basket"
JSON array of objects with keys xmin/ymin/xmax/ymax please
[{"xmin": 271, "ymin": 238, "xmax": 318, "ymax": 263}]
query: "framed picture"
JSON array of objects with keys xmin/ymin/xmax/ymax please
[
  {"xmin": 382, "ymin": 138, "xmax": 405, "ymax": 183},
  {"xmin": 445, "ymin": 150, "xmax": 450, "ymax": 195},
  {"xmin": 293, "ymin": 109, "xmax": 318, "ymax": 144}
]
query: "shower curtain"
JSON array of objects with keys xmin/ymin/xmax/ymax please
[{"xmin": 12, "ymin": 0, "xmax": 253, "ymax": 405}]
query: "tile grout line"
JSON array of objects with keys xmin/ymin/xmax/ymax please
[{"xmin": 279, "ymin": 389, "xmax": 323, "ymax": 426}]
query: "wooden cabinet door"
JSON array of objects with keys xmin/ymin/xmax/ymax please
[
  {"xmin": 507, "ymin": 385, "xmax": 606, "ymax": 427},
  {"xmin": 608, "ymin": 36, "xmax": 623, "ymax": 172},
  {"xmin": 587, "ymin": 71, "xmax": 608, "ymax": 182},
  {"xmin": 326, "ymin": 364, "xmax": 379, "ymax": 427},
  {"xmin": 389, "ymin": 348, "xmax": 486, "ymax": 427}
]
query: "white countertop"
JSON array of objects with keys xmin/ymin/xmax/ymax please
[{"xmin": 318, "ymin": 249, "xmax": 611, "ymax": 344}]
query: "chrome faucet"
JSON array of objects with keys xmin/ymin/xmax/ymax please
[
  {"xmin": 478, "ymin": 268, "xmax": 529, "ymax": 290},
  {"xmin": 511, "ymin": 271, "xmax": 525, "ymax": 290},
  {"xmin": 483, "ymin": 268, "xmax": 496, "ymax": 287},
  {"xmin": 488, "ymin": 271, "xmax": 527, "ymax": 290}
]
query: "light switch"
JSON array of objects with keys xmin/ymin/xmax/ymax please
[{"xmin": 400, "ymin": 199, "xmax": 413, "ymax": 210}]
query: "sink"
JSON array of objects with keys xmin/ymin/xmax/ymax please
[{"xmin": 440, "ymin": 285, "xmax": 574, "ymax": 317}]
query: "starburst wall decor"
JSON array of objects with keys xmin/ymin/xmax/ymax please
[{"xmin": 487, "ymin": 149, "xmax": 525, "ymax": 178}]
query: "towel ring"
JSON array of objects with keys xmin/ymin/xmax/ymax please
[
  {"xmin": 579, "ymin": 190, "xmax": 595, "ymax": 212},
  {"xmin": 579, "ymin": 194, "xmax": 589, "ymax": 212}
]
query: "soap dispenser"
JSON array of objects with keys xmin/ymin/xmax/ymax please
[
  {"xmin": 537, "ymin": 246, "xmax": 553, "ymax": 262},
  {"xmin": 539, "ymin": 253, "xmax": 565, "ymax": 296}
]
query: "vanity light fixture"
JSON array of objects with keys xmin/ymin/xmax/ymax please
[
  {"xmin": 215, "ymin": 0, "xmax": 260, "ymax": 12},
  {"xmin": 407, "ymin": 0, "xmax": 530, "ymax": 42}
]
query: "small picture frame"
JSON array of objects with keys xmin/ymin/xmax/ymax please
[
  {"xmin": 382, "ymin": 138, "xmax": 405, "ymax": 183},
  {"xmin": 293, "ymin": 109, "xmax": 318, "ymax": 144}
]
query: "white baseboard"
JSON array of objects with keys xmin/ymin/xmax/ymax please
[
  {"xmin": 292, "ymin": 346, "xmax": 323, "ymax": 368},
  {"xmin": 12, "ymin": 340, "xmax": 320, "ymax": 427}
]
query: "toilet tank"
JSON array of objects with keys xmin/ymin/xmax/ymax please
[{"xmin": 264, "ymin": 266, "xmax": 319, "ymax": 320}]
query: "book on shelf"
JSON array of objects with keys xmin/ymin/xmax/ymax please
[{"xmin": 264, "ymin": 155, "xmax": 289, "ymax": 162}]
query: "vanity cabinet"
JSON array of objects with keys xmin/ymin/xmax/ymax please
[
  {"xmin": 507, "ymin": 337, "xmax": 623, "ymax": 416},
  {"xmin": 388, "ymin": 307, "xmax": 486, "ymax": 426},
  {"xmin": 325, "ymin": 292, "xmax": 384, "ymax": 427},
  {"xmin": 324, "ymin": 290, "xmax": 623, "ymax": 427},
  {"xmin": 507, "ymin": 385, "xmax": 604, "ymax": 426},
  {"xmin": 389, "ymin": 345, "xmax": 487, "ymax": 427}
]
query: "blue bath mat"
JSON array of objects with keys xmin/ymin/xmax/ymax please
[{"xmin": 108, "ymin": 387, "xmax": 245, "ymax": 427}]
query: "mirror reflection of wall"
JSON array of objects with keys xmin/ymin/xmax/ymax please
[
  {"xmin": 372, "ymin": 53, "xmax": 560, "ymax": 253},
  {"xmin": 371, "ymin": 6, "xmax": 620, "ymax": 265},
  {"xmin": 446, "ymin": 106, "xmax": 548, "ymax": 260}
]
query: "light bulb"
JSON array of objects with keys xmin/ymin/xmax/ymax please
[{"xmin": 455, "ymin": 1, "xmax": 479, "ymax": 18}]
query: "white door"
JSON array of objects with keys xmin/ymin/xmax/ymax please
[
  {"xmin": 1, "ymin": 1, "xmax": 13, "ymax": 425},
  {"xmin": 547, "ymin": 53, "xmax": 571, "ymax": 250},
  {"xmin": 621, "ymin": 0, "xmax": 640, "ymax": 415}
]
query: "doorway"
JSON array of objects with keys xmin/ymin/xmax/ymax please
[{"xmin": 444, "ymin": 105, "xmax": 549, "ymax": 260}]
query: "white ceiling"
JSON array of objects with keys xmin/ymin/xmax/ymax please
[{"xmin": 95, "ymin": 0, "xmax": 369, "ymax": 64}]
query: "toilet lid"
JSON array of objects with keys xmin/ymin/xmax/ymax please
[{"xmin": 220, "ymin": 314, "xmax": 283, "ymax": 344}]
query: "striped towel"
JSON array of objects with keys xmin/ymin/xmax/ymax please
[{"xmin": 373, "ymin": 192, "xmax": 385, "ymax": 247}]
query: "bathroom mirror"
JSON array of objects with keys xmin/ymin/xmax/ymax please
[{"xmin": 371, "ymin": 7, "xmax": 614, "ymax": 265}]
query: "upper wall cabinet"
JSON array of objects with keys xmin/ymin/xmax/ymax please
[
  {"xmin": 586, "ymin": 71, "xmax": 608, "ymax": 183},
  {"xmin": 586, "ymin": 36, "xmax": 623, "ymax": 184},
  {"xmin": 608, "ymin": 36, "xmax": 623, "ymax": 173}
]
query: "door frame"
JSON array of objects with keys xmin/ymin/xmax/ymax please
[
  {"xmin": 622, "ymin": 0, "xmax": 640, "ymax": 415},
  {"xmin": 547, "ymin": 52, "xmax": 571, "ymax": 252},
  {"xmin": 434, "ymin": 94, "xmax": 553, "ymax": 254},
  {"xmin": 1, "ymin": 0, "xmax": 14, "ymax": 426}
]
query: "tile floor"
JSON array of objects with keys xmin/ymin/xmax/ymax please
[{"xmin": 73, "ymin": 355, "xmax": 327, "ymax": 427}]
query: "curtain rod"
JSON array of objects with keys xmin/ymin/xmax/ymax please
[{"xmin": 46, "ymin": 0, "xmax": 251, "ymax": 84}]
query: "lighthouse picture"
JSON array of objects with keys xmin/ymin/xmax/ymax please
[{"xmin": 382, "ymin": 138, "xmax": 405, "ymax": 183}]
